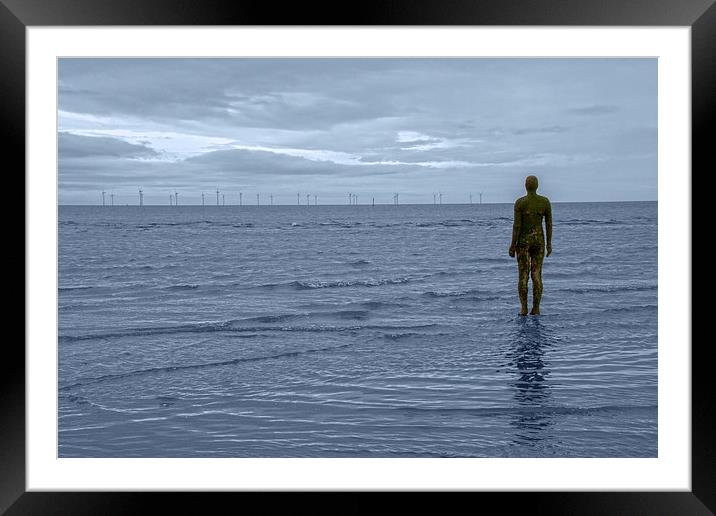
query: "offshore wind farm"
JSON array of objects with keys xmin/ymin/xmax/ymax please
[{"xmin": 90, "ymin": 189, "xmax": 489, "ymax": 207}]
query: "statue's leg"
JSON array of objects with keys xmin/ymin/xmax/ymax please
[
  {"xmin": 516, "ymin": 246, "xmax": 530, "ymax": 316},
  {"xmin": 530, "ymin": 244, "xmax": 545, "ymax": 315}
]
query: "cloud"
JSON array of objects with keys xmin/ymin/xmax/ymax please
[
  {"xmin": 187, "ymin": 144, "xmax": 596, "ymax": 177},
  {"xmin": 188, "ymin": 146, "xmax": 477, "ymax": 173},
  {"xmin": 512, "ymin": 125, "xmax": 568, "ymax": 135},
  {"xmin": 567, "ymin": 105, "xmax": 619, "ymax": 116},
  {"xmin": 395, "ymin": 131, "xmax": 482, "ymax": 152},
  {"xmin": 400, "ymin": 138, "xmax": 481, "ymax": 152},
  {"xmin": 396, "ymin": 131, "xmax": 436, "ymax": 143},
  {"xmin": 59, "ymin": 132, "xmax": 158, "ymax": 158},
  {"xmin": 66, "ymin": 129, "xmax": 235, "ymax": 161},
  {"xmin": 58, "ymin": 59, "xmax": 400, "ymax": 131}
]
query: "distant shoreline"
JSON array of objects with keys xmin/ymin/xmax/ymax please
[{"xmin": 59, "ymin": 200, "xmax": 658, "ymax": 207}]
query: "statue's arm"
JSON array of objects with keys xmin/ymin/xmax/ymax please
[
  {"xmin": 545, "ymin": 200, "xmax": 553, "ymax": 256},
  {"xmin": 509, "ymin": 201, "xmax": 521, "ymax": 256}
]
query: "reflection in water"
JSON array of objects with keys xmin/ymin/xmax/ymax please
[{"xmin": 507, "ymin": 317, "xmax": 554, "ymax": 450}]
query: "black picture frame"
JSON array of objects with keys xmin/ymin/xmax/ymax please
[{"xmin": 7, "ymin": 0, "xmax": 710, "ymax": 513}]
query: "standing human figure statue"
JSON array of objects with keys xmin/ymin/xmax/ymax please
[{"xmin": 509, "ymin": 175, "xmax": 553, "ymax": 315}]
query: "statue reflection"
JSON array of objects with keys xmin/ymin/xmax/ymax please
[{"xmin": 508, "ymin": 317, "xmax": 554, "ymax": 451}]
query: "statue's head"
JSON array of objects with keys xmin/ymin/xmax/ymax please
[{"xmin": 525, "ymin": 175, "xmax": 538, "ymax": 192}]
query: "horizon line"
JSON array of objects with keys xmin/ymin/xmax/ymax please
[{"xmin": 60, "ymin": 199, "xmax": 658, "ymax": 207}]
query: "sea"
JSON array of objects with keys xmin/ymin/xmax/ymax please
[{"xmin": 58, "ymin": 201, "xmax": 658, "ymax": 457}]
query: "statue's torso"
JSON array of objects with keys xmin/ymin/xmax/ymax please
[{"xmin": 516, "ymin": 194, "xmax": 549, "ymax": 246}]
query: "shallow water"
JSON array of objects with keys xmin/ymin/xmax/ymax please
[{"xmin": 58, "ymin": 202, "xmax": 657, "ymax": 457}]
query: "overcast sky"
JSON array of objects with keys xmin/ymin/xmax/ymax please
[{"xmin": 58, "ymin": 58, "xmax": 656, "ymax": 205}]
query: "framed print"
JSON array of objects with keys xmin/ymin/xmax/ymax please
[{"xmin": 8, "ymin": 0, "xmax": 711, "ymax": 513}]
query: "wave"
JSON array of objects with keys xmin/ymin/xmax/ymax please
[
  {"xmin": 79, "ymin": 220, "xmax": 257, "ymax": 230},
  {"xmin": 245, "ymin": 309, "xmax": 394, "ymax": 324},
  {"xmin": 391, "ymin": 404, "xmax": 657, "ymax": 417},
  {"xmin": 358, "ymin": 300, "xmax": 408, "ymax": 310},
  {"xmin": 242, "ymin": 309, "xmax": 385, "ymax": 323},
  {"xmin": 156, "ymin": 395, "xmax": 179, "ymax": 407},
  {"xmin": 560, "ymin": 218, "xmax": 621, "ymax": 225},
  {"xmin": 59, "ymin": 285, "xmax": 96, "ymax": 292},
  {"xmin": 310, "ymin": 309, "xmax": 371, "ymax": 320},
  {"xmin": 383, "ymin": 332, "xmax": 425, "ymax": 340},
  {"xmin": 164, "ymin": 284, "xmax": 200, "ymax": 291},
  {"xmin": 414, "ymin": 220, "xmax": 497, "ymax": 228},
  {"xmin": 381, "ymin": 331, "xmax": 453, "ymax": 341},
  {"xmin": 543, "ymin": 269, "xmax": 595, "ymax": 278},
  {"xmin": 421, "ymin": 292, "xmax": 504, "ymax": 304},
  {"xmin": 292, "ymin": 278, "xmax": 410, "ymax": 289},
  {"xmin": 452, "ymin": 295, "xmax": 504, "ymax": 303},
  {"xmin": 254, "ymin": 270, "xmax": 465, "ymax": 292},
  {"xmin": 59, "ymin": 320, "xmax": 438, "ymax": 343},
  {"xmin": 422, "ymin": 288, "xmax": 503, "ymax": 299},
  {"xmin": 572, "ymin": 251, "xmax": 656, "ymax": 265},
  {"xmin": 558, "ymin": 217, "xmax": 655, "ymax": 227},
  {"xmin": 556, "ymin": 284, "xmax": 657, "ymax": 294},
  {"xmin": 367, "ymin": 220, "xmax": 489, "ymax": 229},
  {"xmin": 59, "ymin": 342, "xmax": 356, "ymax": 391},
  {"xmin": 62, "ymin": 215, "xmax": 653, "ymax": 233},
  {"xmin": 243, "ymin": 313, "xmax": 304, "ymax": 323},
  {"xmin": 136, "ymin": 221, "xmax": 207, "ymax": 229},
  {"xmin": 283, "ymin": 219, "xmax": 504, "ymax": 230},
  {"xmin": 599, "ymin": 304, "xmax": 657, "ymax": 314},
  {"xmin": 60, "ymin": 282, "xmax": 163, "ymax": 294},
  {"xmin": 60, "ymin": 278, "xmax": 654, "ymax": 300},
  {"xmin": 259, "ymin": 277, "xmax": 413, "ymax": 290},
  {"xmin": 318, "ymin": 221, "xmax": 355, "ymax": 228},
  {"xmin": 127, "ymin": 265, "xmax": 155, "ymax": 271}
]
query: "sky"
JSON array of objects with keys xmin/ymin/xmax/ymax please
[{"xmin": 58, "ymin": 58, "xmax": 657, "ymax": 205}]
